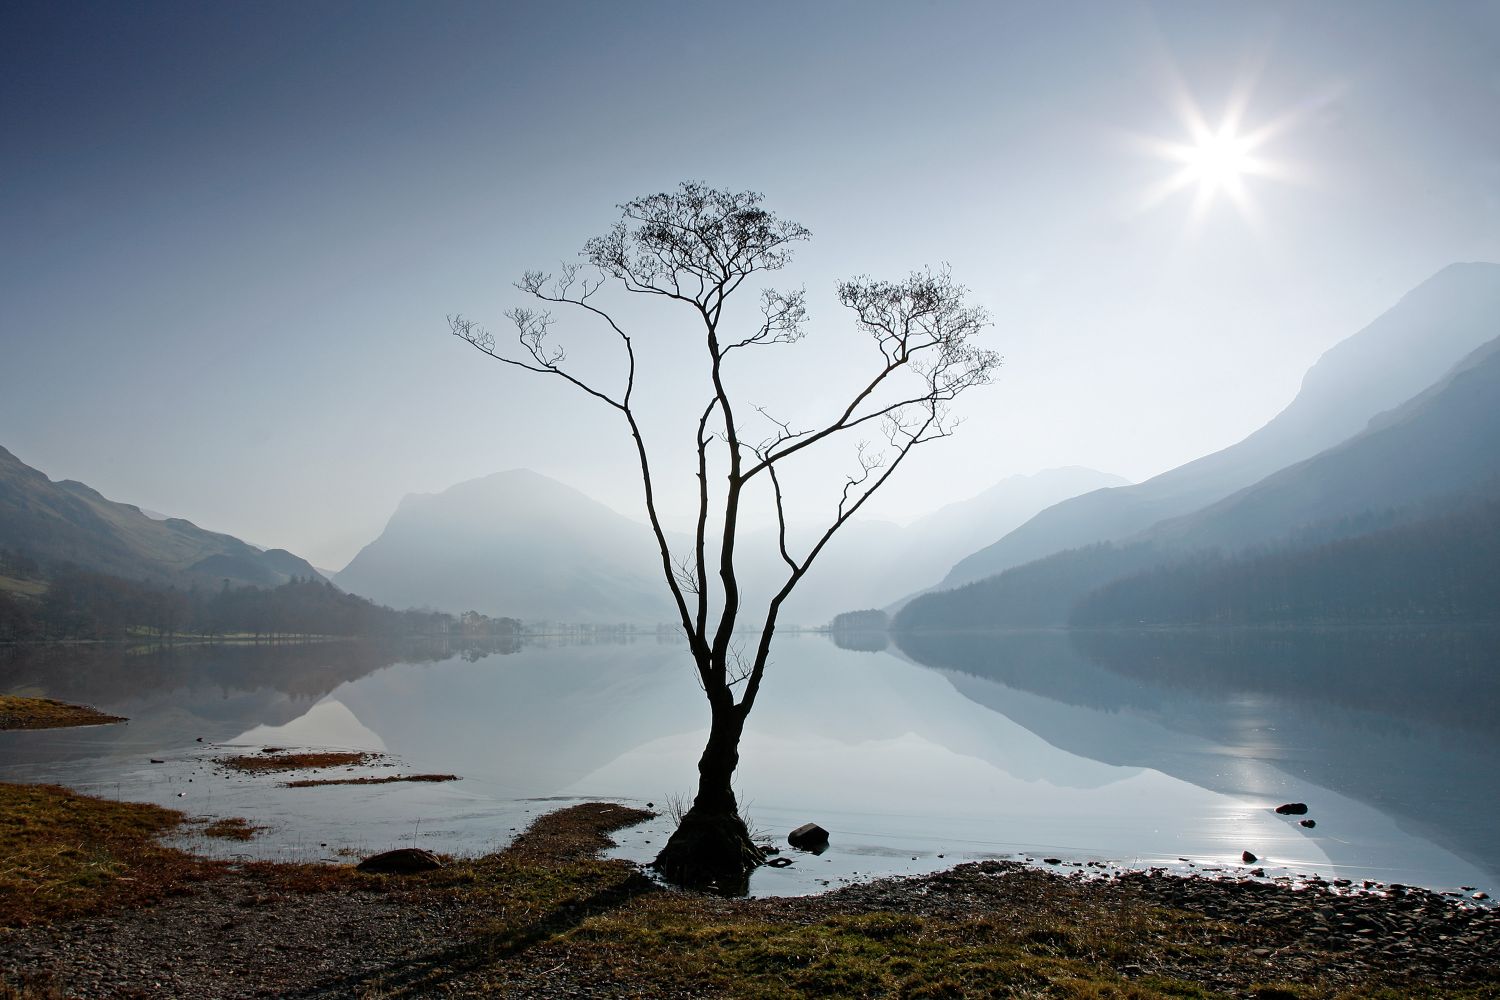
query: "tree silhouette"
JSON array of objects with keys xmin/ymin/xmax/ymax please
[{"xmin": 451, "ymin": 182, "xmax": 998, "ymax": 889}]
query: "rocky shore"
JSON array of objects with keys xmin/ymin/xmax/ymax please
[{"xmin": 2, "ymin": 790, "xmax": 1497, "ymax": 999}]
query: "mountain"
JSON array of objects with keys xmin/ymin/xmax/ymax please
[
  {"xmin": 896, "ymin": 328, "xmax": 1500, "ymax": 630},
  {"xmin": 763, "ymin": 467, "xmax": 1126, "ymax": 624},
  {"xmin": 1071, "ymin": 495, "xmax": 1500, "ymax": 626},
  {"xmin": 333, "ymin": 465, "xmax": 1123, "ymax": 628},
  {"xmin": 333, "ymin": 469, "xmax": 676, "ymax": 623},
  {"xmin": 934, "ymin": 262, "xmax": 1500, "ymax": 592},
  {"xmin": 0, "ymin": 445, "xmax": 323, "ymax": 588}
]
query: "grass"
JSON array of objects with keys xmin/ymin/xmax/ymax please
[
  {"xmin": 0, "ymin": 782, "xmax": 212, "ymax": 926},
  {"xmin": 548, "ymin": 879, "xmax": 1228, "ymax": 999},
  {"xmin": 284, "ymin": 773, "xmax": 459, "ymax": 787},
  {"xmin": 0, "ymin": 696, "xmax": 125, "ymax": 731},
  {"xmin": 220, "ymin": 750, "xmax": 374, "ymax": 772}
]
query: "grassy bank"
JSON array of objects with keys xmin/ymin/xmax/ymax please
[
  {"xmin": 0, "ymin": 782, "xmax": 207, "ymax": 925},
  {"xmin": 0, "ymin": 782, "xmax": 1496, "ymax": 998}
]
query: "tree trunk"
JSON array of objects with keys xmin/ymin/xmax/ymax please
[{"xmin": 652, "ymin": 697, "xmax": 765, "ymax": 893}]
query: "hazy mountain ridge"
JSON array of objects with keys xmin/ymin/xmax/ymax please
[
  {"xmin": 334, "ymin": 466, "xmax": 1124, "ymax": 626},
  {"xmin": 333, "ymin": 469, "xmax": 677, "ymax": 623},
  {"xmin": 935, "ymin": 262, "xmax": 1500, "ymax": 593},
  {"xmin": 896, "ymin": 324, "xmax": 1500, "ymax": 630},
  {"xmin": 0, "ymin": 445, "xmax": 323, "ymax": 588}
]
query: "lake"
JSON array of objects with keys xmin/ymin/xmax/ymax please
[{"xmin": 1, "ymin": 627, "xmax": 1495, "ymax": 897}]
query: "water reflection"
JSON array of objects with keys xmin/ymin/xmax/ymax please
[
  {"xmin": 895, "ymin": 626, "xmax": 1500, "ymax": 884},
  {"xmin": 0, "ymin": 628, "xmax": 1495, "ymax": 895}
]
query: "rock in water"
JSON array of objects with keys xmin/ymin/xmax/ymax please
[
  {"xmin": 788, "ymin": 823, "xmax": 830, "ymax": 850},
  {"xmin": 1300, "ymin": 819, "xmax": 1317, "ymax": 828},
  {"xmin": 1274, "ymin": 802, "xmax": 1309, "ymax": 815},
  {"xmin": 356, "ymin": 848, "xmax": 443, "ymax": 874},
  {"xmin": 1242, "ymin": 851, "xmax": 1258, "ymax": 864}
]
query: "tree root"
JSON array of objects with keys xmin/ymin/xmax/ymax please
[{"xmin": 651, "ymin": 807, "xmax": 765, "ymax": 895}]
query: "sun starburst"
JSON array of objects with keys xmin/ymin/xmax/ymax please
[{"xmin": 1130, "ymin": 66, "xmax": 1314, "ymax": 230}]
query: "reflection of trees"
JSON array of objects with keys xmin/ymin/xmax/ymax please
[
  {"xmin": 830, "ymin": 631, "xmax": 889, "ymax": 653},
  {"xmin": 0, "ymin": 637, "xmax": 521, "ymax": 705},
  {"xmin": 893, "ymin": 630, "xmax": 1164, "ymax": 714},
  {"xmin": 1070, "ymin": 626, "xmax": 1500, "ymax": 739},
  {"xmin": 895, "ymin": 626, "xmax": 1500, "ymax": 741}
]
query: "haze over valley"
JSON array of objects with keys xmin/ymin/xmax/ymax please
[{"xmin": 3, "ymin": 7, "xmax": 1499, "ymax": 993}]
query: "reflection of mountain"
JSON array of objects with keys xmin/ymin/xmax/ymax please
[
  {"xmin": 0, "ymin": 445, "xmax": 323, "ymax": 587},
  {"xmin": 935, "ymin": 263, "xmax": 1500, "ymax": 593},
  {"xmin": 0, "ymin": 639, "xmax": 506, "ymax": 764},
  {"xmin": 327, "ymin": 640, "xmax": 702, "ymax": 796},
  {"xmin": 894, "ymin": 628, "xmax": 1500, "ymax": 880}
]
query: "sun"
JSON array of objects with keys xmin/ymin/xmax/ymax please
[
  {"xmin": 1142, "ymin": 115, "xmax": 1275, "ymax": 221},
  {"xmin": 1180, "ymin": 126, "xmax": 1257, "ymax": 195},
  {"xmin": 1129, "ymin": 72, "xmax": 1312, "ymax": 228}
]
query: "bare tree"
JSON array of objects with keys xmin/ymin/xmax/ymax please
[{"xmin": 451, "ymin": 182, "xmax": 998, "ymax": 889}]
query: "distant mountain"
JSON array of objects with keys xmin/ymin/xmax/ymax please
[
  {"xmin": 0, "ymin": 445, "xmax": 323, "ymax": 588},
  {"xmin": 896, "ymin": 327, "xmax": 1500, "ymax": 630},
  {"xmin": 935, "ymin": 262, "xmax": 1500, "ymax": 592},
  {"xmin": 332, "ymin": 465, "xmax": 1122, "ymax": 628},
  {"xmin": 334, "ymin": 469, "xmax": 676, "ymax": 623},
  {"xmin": 764, "ymin": 467, "xmax": 1126, "ymax": 625}
]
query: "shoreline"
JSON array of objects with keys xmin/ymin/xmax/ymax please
[{"xmin": 1, "ymin": 782, "xmax": 1497, "ymax": 998}]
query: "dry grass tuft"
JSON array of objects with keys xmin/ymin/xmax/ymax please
[{"xmin": 201, "ymin": 817, "xmax": 266, "ymax": 841}]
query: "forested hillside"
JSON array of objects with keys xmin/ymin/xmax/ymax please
[
  {"xmin": 0, "ymin": 445, "xmax": 324, "ymax": 588},
  {"xmin": 0, "ymin": 551, "xmax": 520, "ymax": 642},
  {"xmin": 1072, "ymin": 497, "xmax": 1500, "ymax": 626}
]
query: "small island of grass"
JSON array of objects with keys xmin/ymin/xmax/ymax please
[
  {"xmin": 219, "ymin": 750, "xmax": 374, "ymax": 772},
  {"xmin": 284, "ymin": 773, "xmax": 459, "ymax": 787},
  {"xmin": 0, "ymin": 695, "xmax": 125, "ymax": 731}
]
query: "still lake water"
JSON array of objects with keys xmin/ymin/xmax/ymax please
[{"xmin": 1, "ymin": 628, "xmax": 1495, "ymax": 897}]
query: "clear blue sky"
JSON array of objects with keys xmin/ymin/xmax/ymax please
[{"xmin": 3, "ymin": 1, "xmax": 1497, "ymax": 567}]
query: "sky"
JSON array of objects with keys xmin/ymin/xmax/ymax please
[{"xmin": 3, "ymin": 0, "xmax": 1498, "ymax": 569}]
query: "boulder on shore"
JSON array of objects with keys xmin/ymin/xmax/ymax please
[
  {"xmin": 788, "ymin": 823, "xmax": 830, "ymax": 851},
  {"xmin": 356, "ymin": 848, "xmax": 443, "ymax": 874}
]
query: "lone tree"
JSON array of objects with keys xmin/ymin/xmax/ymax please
[{"xmin": 451, "ymin": 182, "xmax": 998, "ymax": 889}]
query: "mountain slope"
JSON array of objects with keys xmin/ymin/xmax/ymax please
[
  {"xmin": 333, "ymin": 469, "xmax": 676, "ymax": 623},
  {"xmin": 1071, "ymin": 495, "xmax": 1500, "ymax": 626},
  {"xmin": 937, "ymin": 262, "xmax": 1500, "ymax": 591},
  {"xmin": 753, "ymin": 466, "xmax": 1126, "ymax": 625},
  {"xmin": 897, "ymin": 328, "xmax": 1500, "ymax": 629},
  {"xmin": 0, "ymin": 445, "xmax": 323, "ymax": 587}
]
